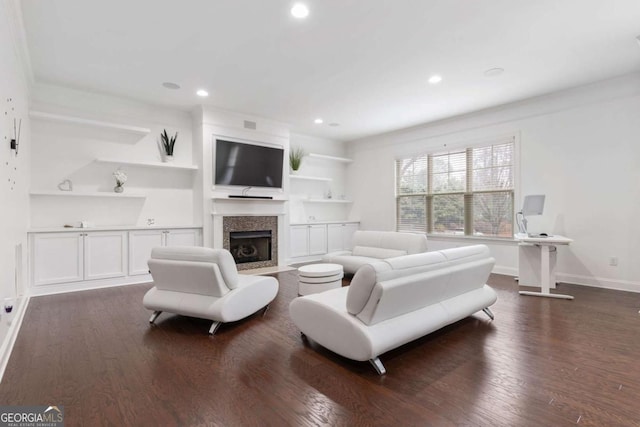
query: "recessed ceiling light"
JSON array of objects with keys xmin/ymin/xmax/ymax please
[
  {"xmin": 314, "ymin": 118, "xmax": 323, "ymax": 124},
  {"xmin": 162, "ymin": 82, "xmax": 180, "ymax": 90},
  {"xmin": 196, "ymin": 89, "xmax": 209, "ymax": 97},
  {"xmin": 484, "ymin": 67, "xmax": 505, "ymax": 77},
  {"xmin": 428, "ymin": 75, "xmax": 442, "ymax": 85},
  {"xmin": 291, "ymin": 3, "xmax": 309, "ymax": 19}
]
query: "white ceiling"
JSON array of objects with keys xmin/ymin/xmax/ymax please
[{"xmin": 19, "ymin": 0, "xmax": 640, "ymax": 141}]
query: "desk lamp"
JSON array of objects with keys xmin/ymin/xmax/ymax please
[{"xmin": 516, "ymin": 195, "xmax": 545, "ymax": 236}]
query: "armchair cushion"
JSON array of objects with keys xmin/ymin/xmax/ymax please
[{"xmin": 144, "ymin": 246, "xmax": 278, "ymax": 334}]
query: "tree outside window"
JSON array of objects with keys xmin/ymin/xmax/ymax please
[{"xmin": 396, "ymin": 138, "xmax": 514, "ymax": 238}]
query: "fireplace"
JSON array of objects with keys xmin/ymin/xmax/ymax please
[
  {"xmin": 229, "ymin": 230, "xmax": 272, "ymax": 264},
  {"xmin": 223, "ymin": 216, "xmax": 278, "ymax": 270}
]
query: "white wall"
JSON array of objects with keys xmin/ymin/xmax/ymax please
[
  {"xmin": 0, "ymin": 0, "xmax": 31, "ymax": 368},
  {"xmin": 347, "ymin": 73, "xmax": 640, "ymax": 292},
  {"xmin": 29, "ymin": 84, "xmax": 196, "ymax": 228}
]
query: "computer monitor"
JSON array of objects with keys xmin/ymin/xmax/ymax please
[
  {"xmin": 517, "ymin": 195, "xmax": 545, "ymax": 235},
  {"xmin": 522, "ymin": 195, "xmax": 545, "ymax": 216}
]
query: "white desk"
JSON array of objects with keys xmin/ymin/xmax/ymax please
[{"xmin": 515, "ymin": 233, "xmax": 574, "ymax": 300}]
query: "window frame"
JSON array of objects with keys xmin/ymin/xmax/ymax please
[{"xmin": 395, "ymin": 134, "xmax": 519, "ymax": 240}]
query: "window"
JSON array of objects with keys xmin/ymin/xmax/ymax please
[{"xmin": 396, "ymin": 137, "xmax": 515, "ymax": 238}]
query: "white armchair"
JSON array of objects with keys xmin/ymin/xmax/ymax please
[{"xmin": 143, "ymin": 246, "xmax": 279, "ymax": 335}]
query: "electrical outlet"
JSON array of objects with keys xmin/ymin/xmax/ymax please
[{"xmin": 609, "ymin": 257, "xmax": 618, "ymax": 267}]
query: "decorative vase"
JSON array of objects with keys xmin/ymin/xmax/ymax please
[
  {"xmin": 163, "ymin": 155, "xmax": 174, "ymax": 163},
  {"xmin": 114, "ymin": 184, "xmax": 124, "ymax": 193}
]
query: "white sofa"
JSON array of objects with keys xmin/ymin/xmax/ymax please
[
  {"xmin": 322, "ymin": 230, "xmax": 428, "ymax": 274},
  {"xmin": 144, "ymin": 246, "xmax": 279, "ymax": 335},
  {"xmin": 290, "ymin": 244, "xmax": 497, "ymax": 375}
]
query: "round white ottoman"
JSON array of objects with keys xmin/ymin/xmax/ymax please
[{"xmin": 298, "ymin": 263, "xmax": 344, "ymax": 296}]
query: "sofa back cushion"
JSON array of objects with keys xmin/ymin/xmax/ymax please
[
  {"xmin": 352, "ymin": 231, "xmax": 427, "ymax": 254},
  {"xmin": 148, "ymin": 259, "xmax": 230, "ymax": 297},
  {"xmin": 346, "ymin": 244, "xmax": 495, "ymax": 325},
  {"xmin": 149, "ymin": 246, "xmax": 240, "ymax": 292},
  {"xmin": 357, "ymin": 258, "xmax": 495, "ymax": 325},
  {"xmin": 351, "ymin": 245, "xmax": 407, "ymax": 259}
]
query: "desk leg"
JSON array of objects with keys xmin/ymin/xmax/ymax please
[{"xmin": 519, "ymin": 244, "xmax": 574, "ymax": 300}]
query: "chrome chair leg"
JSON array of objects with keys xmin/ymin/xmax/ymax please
[
  {"xmin": 209, "ymin": 321, "xmax": 222, "ymax": 335},
  {"xmin": 482, "ymin": 307, "xmax": 494, "ymax": 320},
  {"xmin": 149, "ymin": 311, "xmax": 162, "ymax": 324},
  {"xmin": 369, "ymin": 357, "xmax": 387, "ymax": 375},
  {"xmin": 262, "ymin": 304, "xmax": 270, "ymax": 317}
]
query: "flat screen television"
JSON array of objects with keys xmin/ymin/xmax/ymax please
[{"xmin": 214, "ymin": 139, "xmax": 284, "ymax": 188}]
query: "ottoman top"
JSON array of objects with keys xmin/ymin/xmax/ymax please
[{"xmin": 298, "ymin": 263, "xmax": 344, "ymax": 277}]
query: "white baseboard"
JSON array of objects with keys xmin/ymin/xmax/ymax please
[
  {"xmin": 492, "ymin": 265, "xmax": 518, "ymax": 277},
  {"xmin": 29, "ymin": 275, "xmax": 153, "ymax": 297},
  {"xmin": 0, "ymin": 295, "xmax": 30, "ymax": 383},
  {"xmin": 490, "ymin": 265, "xmax": 640, "ymax": 294},
  {"xmin": 556, "ymin": 273, "xmax": 640, "ymax": 294}
]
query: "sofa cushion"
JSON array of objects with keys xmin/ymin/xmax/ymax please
[
  {"xmin": 326, "ymin": 255, "xmax": 381, "ymax": 275},
  {"xmin": 352, "ymin": 231, "xmax": 427, "ymax": 254},
  {"xmin": 345, "ymin": 245, "xmax": 494, "ymax": 322},
  {"xmin": 151, "ymin": 246, "xmax": 240, "ymax": 289},
  {"xmin": 352, "ymin": 246, "xmax": 407, "ymax": 259}
]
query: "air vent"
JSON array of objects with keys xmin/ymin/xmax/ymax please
[{"xmin": 244, "ymin": 120, "xmax": 257, "ymax": 130}]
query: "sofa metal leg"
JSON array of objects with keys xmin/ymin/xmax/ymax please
[
  {"xmin": 482, "ymin": 307, "xmax": 494, "ymax": 321},
  {"xmin": 369, "ymin": 357, "xmax": 386, "ymax": 376},
  {"xmin": 262, "ymin": 304, "xmax": 270, "ymax": 317},
  {"xmin": 209, "ymin": 321, "xmax": 222, "ymax": 335},
  {"xmin": 149, "ymin": 311, "xmax": 162, "ymax": 324}
]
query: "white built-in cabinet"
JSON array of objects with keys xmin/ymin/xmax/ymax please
[
  {"xmin": 32, "ymin": 231, "xmax": 127, "ymax": 286},
  {"xmin": 30, "ymin": 227, "xmax": 202, "ymax": 294},
  {"xmin": 128, "ymin": 228, "xmax": 202, "ymax": 275},
  {"xmin": 327, "ymin": 223, "xmax": 359, "ymax": 253},
  {"xmin": 290, "ymin": 224, "xmax": 328, "ymax": 258},
  {"xmin": 289, "ymin": 222, "xmax": 358, "ymax": 261}
]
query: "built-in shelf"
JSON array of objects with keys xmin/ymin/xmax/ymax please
[
  {"xmin": 212, "ymin": 197, "xmax": 288, "ymax": 202},
  {"xmin": 30, "ymin": 190, "xmax": 146, "ymax": 199},
  {"xmin": 304, "ymin": 199, "xmax": 352, "ymax": 204},
  {"xmin": 307, "ymin": 153, "xmax": 353, "ymax": 163},
  {"xmin": 30, "ymin": 111, "xmax": 151, "ymax": 136},
  {"xmin": 210, "ymin": 212, "xmax": 286, "ymax": 217},
  {"xmin": 95, "ymin": 158, "xmax": 198, "ymax": 171},
  {"xmin": 289, "ymin": 174, "xmax": 332, "ymax": 182}
]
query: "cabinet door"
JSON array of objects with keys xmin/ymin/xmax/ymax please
[
  {"xmin": 84, "ymin": 231, "xmax": 127, "ymax": 280},
  {"xmin": 308, "ymin": 224, "xmax": 328, "ymax": 256},
  {"xmin": 128, "ymin": 230, "xmax": 164, "ymax": 276},
  {"xmin": 343, "ymin": 223, "xmax": 359, "ymax": 250},
  {"xmin": 32, "ymin": 233, "xmax": 84, "ymax": 286},
  {"xmin": 290, "ymin": 226, "xmax": 310, "ymax": 258},
  {"xmin": 327, "ymin": 224, "xmax": 344, "ymax": 253},
  {"xmin": 165, "ymin": 228, "xmax": 202, "ymax": 247}
]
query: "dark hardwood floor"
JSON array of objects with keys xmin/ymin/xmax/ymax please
[{"xmin": 1, "ymin": 273, "xmax": 640, "ymax": 426}]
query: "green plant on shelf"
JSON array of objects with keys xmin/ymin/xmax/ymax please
[
  {"xmin": 160, "ymin": 129, "xmax": 178, "ymax": 156},
  {"xmin": 289, "ymin": 147, "xmax": 305, "ymax": 172}
]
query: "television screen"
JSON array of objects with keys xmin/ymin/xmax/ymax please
[{"xmin": 214, "ymin": 139, "xmax": 284, "ymax": 188}]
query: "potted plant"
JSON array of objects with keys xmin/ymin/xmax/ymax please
[
  {"xmin": 160, "ymin": 129, "xmax": 178, "ymax": 162},
  {"xmin": 289, "ymin": 147, "xmax": 305, "ymax": 173},
  {"xmin": 113, "ymin": 169, "xmax": 127, "ymax": 193}
]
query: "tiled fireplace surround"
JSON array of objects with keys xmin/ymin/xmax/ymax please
[{"xmin": 222, "ymin": 215, "xmax": 278, "ymax": 271}]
